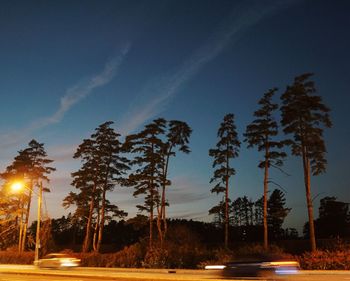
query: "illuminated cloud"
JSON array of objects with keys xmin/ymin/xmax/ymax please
[{"xmin": 119, "ymin": 1, "xmax": 296, "ymax": 135}]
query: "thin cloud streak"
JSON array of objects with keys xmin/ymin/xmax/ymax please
[
  {"xmin": 119, "ymin": 1, "xmax": 297, "ymax": 135},
  {"xmin": 0, "ymin": 43, "xmax": 130, "ymax": 149},
  {"xmin": 31, "ymin": 43, "xmax": 131, "ymax": 129},
  {"xmin": 47, "ymin": 144, "xmax": 77, "ymax": 163}
]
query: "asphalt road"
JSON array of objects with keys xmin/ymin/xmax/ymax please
[{"xmin": 0, "ymin": 265, "xmax": 350, "ymax": 281}]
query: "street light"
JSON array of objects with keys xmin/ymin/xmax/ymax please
[{"xmin": 11, "ymin": 180, "xmax": 43, "ymax": 263}]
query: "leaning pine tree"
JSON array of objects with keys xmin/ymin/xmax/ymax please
[
  {"xmin": 209, "ymin": 113, "xmax": 240, "ymax": 248},
  {"xmin": 280, "ymin": 73, "xmax": 332, "ymax": 251},
  {"xmin": 125, "ymin": 118, "xmax": 166, "ymax": 249},
  {"xmin": 157, "ymin": 120, "xmax": 192, "ymax": 248},
  {"xmin": 244, "ymin": 89, "xmax": 286, "ymax": 250}
]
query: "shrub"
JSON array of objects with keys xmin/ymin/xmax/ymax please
[
  {"xmin": 0, "ymin": 249, "xmax": 34, "ymax": 264},
  {"xmin": 143, "ymin": 247, "xmax": 169, "ymax": 268},
  {"xmin": 200, "ymin": 243, "xmax": 293, "ymax": 268},
  {"xmin": 232, "ymin": 244, "xmax": 292, "ymax": 261},
  {"xmin": 108, "ymin": 243, "xmax": 144, "ymax": 267},
  {"xmin": 77, "ymin": 243, "xmax": 144, "ymax": 268},
  {"xmin": 298, "ymin": 249, "xmax": 350, "ymax": 270},
  {"xmin": 198, "ymin": 248, "xmax": 234, "ymax": 268}
]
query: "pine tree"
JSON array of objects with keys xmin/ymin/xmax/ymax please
[
  {"xmin": 1, "ymin": 140, "xmax": 55, "ymax": 252},
  {"xmin": 125, "ymin": 118, "xmax": 166, "ymax": 249},
  {"xmin": 280, "ymin": 73, "xmax": 332, "ymax": 251},
  {"xmin": 267, "ymin": 189, "xmax": 290, "ymax": 240},
  {"xmin": 125, "ymin": 118, "xmax": 192, "ymax": 249},
  {"xmin": 209, "ymin": 114, "xmax": 240, "ymax": 248},
  {"xmin": 244, "ymin": 89, "xmax": 286, "ymax": 249},
  {"xmin": 67, "ymin": 121, "xmax": 128, "ymax": 253},
  {"xmin": 157, "ymin": 120, "xmax": 191, "ymax": 247},
  {"xmin": 209, "ymin": 198, "xmax": 226, "ymax": 227}
]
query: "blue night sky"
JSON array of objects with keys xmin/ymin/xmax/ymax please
[{"xmin": 1, "ymin": 0, "xmax": 349, "ymax": 233}]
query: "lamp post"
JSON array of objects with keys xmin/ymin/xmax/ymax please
[{"xmin": 11, "ymin": 181, "xmax": 42, "ymax": 263}]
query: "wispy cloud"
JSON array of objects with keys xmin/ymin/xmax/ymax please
[
  {"xmin": 34, "ymin": 44, "xmax": 130, "ymax": 129},
  {"xmin": 119, "ymin": 1, "xmax": 297, "ymax": 135},
  {"xmin": 47, "ymin": 144, "xmax": 77, "ymax": 163},
  {"xmin": 0, "ymin": 43, "xmax": 130, "ymax": 149},
  {"xmin": 167, "ymin": 177, "xmax": 211, "ymax": 205}
]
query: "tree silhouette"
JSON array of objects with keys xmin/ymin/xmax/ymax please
[
  {"xmin": 209, "ymin": 113, "xmax": 240, "ymax": 248},
  {"xmin": 125, "ymin": 118, "xmax": 166, "ymax": 249},
  {"xmin": 244, "ymin": 89, "xmax": 286, "ymax": 249},
  {"xmin": 67, "ymin": 121, "xmax": 128, "ymax": 253},
  {"xmin": 267, "ymin": 189, "xmax": 290, "ymax": 240},
  {"xmin": 125, "ymin": 118, "xmax": 192, "ymax": 248},
  {"xmin": 1, "ymin": 140, "xmax": 55, "ymax": 252},
  {"xmin": 157, "ymin": 120, "xmax": 192, "ymax": 247},
  {"xmin": 280, "ymin": 73, "xmax": 332, "ymax": 251},
  {"xmin": 315, "ymin": 197, "xmax": 349, "ymax": 238},
  {"xmin": 209, "ymin": 198, "xmax": 226, "ymax": 227}
]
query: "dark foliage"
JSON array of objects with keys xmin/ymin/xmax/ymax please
[{"xmin": 303, "ymin": 197, "xmax": 350, "ymax": 239}]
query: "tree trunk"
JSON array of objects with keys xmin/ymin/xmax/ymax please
[
  {"xmin": 263, "ymin": 142, "xmax": 269, "ymax": 250},
  {"xmin": 18, "ymin": 206, "xmax": 24, "ymax": 253},
  {"xmin": 92, "ymin": 222, "xmax": 98, "ymax": 252},
  {"xmin": 162, "ymin": 187, "xmax": 167, "ymax": 246},
  {"xmin": 302, "ymin": 148, "xmax": 317, "ymax": 251},
  {"xmin": 149, "ymin": 208, "xmax": 153, "ymax": 249},
  {"xmin": 157, "ymin": 185, "xmax": 167, "ymax": 249},
  {"xmin": 96, "ymin": 189, "xmax": 106, "ymax": 253},
  {"xmin": 148, "ymin": 182, "xmax": 154, "ymax": 249},
  {"xmin": 82, "ymin": 184, "xmax": 97, "ymax": 253},
  {"xmin": 92, "ymin": 200, "xmax": 100, "ymax": 252},
  {"xmin": 156, "ymin": 203, "xmax": 163, "ymax": 248},
  {"xmin": 21, "ymin": 224, "xmax": 27, "ymax": 252},
  {"xmin": 224, "ymin": 142, "xmax": 230, "ymax": 249},
  {"xmin": 21, "ymin": 186, "xmax": 33, "ymax": 252},
  {"xmin": 18, "ymin": 225, "xmax": 23, "ymax": 253},
  {"xmin": 157, "ymin": 151, "xmax": 171, "ymax": 249},
  {"xmin": 225, "ymin": 175, "xmax": 229, "ymax": 249}
]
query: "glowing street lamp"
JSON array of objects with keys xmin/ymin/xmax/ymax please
[
  {"xmin": 11, "ymin": 182, "xmax": 24, "ymax": 192},
  {"xmin": 11, "ymin": 180, "xmax": 42, "ymax": 263}
]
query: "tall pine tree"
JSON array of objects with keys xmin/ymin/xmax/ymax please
[
  {"xmin": 157, "ymin": 120, "xmax": 191, "ymax": 247},
  {"xmin": 125, "ymin": 118, "xmax": 166, "ymax": 249},
  {"xmin": 244, "ymin": 89, "xmax": 286, "ymax": 249},
  {"xmin": 209, "ymin": 114, "xmax": 240, "ymax": 248},
  {"xmin": 125, "ymin": 118, "xmax": 192, "ymax": 249},
  {"xmin": 280, "ymin": 73, "xmax": 332, "ymax": 251}
]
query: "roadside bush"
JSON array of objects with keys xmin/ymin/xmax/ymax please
[
  {"xmin": 140, "ymin": 224, "xmax": 212, "ymax": 268},
  {"xmin": 233, "ymin": 244, "xmax": 292, "ymax": 260},
  {"xmin": 198, "ymin": 248, "xmax": 234, "ymax": 268},
  {"xmin": 78, "ymin": 253, "xmax": 105, "ymax": 267},
  {"xmin": 143, "ymin": 247, "xmax": 169, "ymax": 268},
  {"xmin": 77, "ymin": 243, "xmax": 144, "ymax": 268},
  {"xmin": 298, "ymin": 249, "xmax": 350, "ymax": 270},
  {"xmin": 107, "ymin": 243, "xmax": 144, "ymax": 267},
  {"xmin": 199, "ymin": 243, "xmax": 292, "ymax": 268},
  {"xmin": 0, "ymin": 249, "xmax": 34, "ymax": 264}
]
